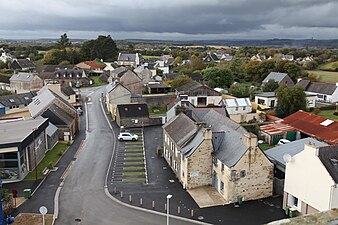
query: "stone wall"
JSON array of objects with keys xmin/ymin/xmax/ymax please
[{"xmin": 131, "ymin": 94, "xmax": 177, "ymax": 110}]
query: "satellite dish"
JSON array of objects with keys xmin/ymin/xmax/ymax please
[{"xmin": 283, "ymin": 154, "xmax": 292, "ymax": 163}]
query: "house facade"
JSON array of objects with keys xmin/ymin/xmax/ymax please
[
  {"xmin": 176, "ymin": 81, "xmax": 222, "ymax": 107},
  {"xmin": 10, "ymin": 72, "xmax": 43, "ymax": 94},
  {"xmin": 117, "ymin": 53, "xmax": 142, "ymax": 67},
  {"xmin": 163, "ymin": 109, "xmax": 273, "ymax": 205},
  {"xmin": 283, "ymin": 143, "xmax": 338, "ymax": 215},
  {"xmin": 106, "ymin": 82, "xmax": 132, "ymax": 119},
  {"xmin": 116, "ymin": 103, "xmax": 150, "ymax": 128},
  {"xmin": 119, "ymin": 70, "xmax": 143, "ymax": 95},
  {"xmin": 297, "ymin": 79, "xmax": 338, "ymax": 103}
]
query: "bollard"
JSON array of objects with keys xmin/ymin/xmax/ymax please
[
  {"xmin": 165, "ymin": 203, "xmax": 167, "ymax": 211},
  {"xmin": 178, "ymin": 206, "xmax": 180, "ymax": 214},
  {"xmin": 114, "ymin": 187, "xmax": 117, "ymax": 194},
  {"xmin": 120, "ymin": 191, "xmax": 123, "ymax": 198},
  {"xmin": 191, "ymin": 209, "xmax": 194, "ymax": 217},
  {"xmin": 152, "ymin": 201, "xmax": 155, "ymax": 209},
  {"xmin": 140, "ymin": 198, "xmax": 143, "ymax": 206},
  {"xmin": 129, "ymin": 195, "xmax": 132, "ymax": 203}
]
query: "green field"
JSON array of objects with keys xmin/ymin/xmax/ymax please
[
  {"xmin": 317, "ymin": 110, "xmax": 338, "ymax": 121},
  {"xmin": 307, "ymin": 70, "xmax": 338, "ymax": 84},
  {"xmin": 319, "ymin": 61, "xmax": 338, "ymax": 71}
]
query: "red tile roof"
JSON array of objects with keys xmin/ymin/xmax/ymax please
[
  {"xmin": 84, "ymin": 61, "xmax": 106, "ymax": 69},
  {"xmin": 281, "ymin": 110, "xmax": 338, "ymax": 145}
]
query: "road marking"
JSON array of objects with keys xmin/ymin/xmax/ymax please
[{"xmin": 61, "ymin": 160, "xmax": 75, "ymax": 180}]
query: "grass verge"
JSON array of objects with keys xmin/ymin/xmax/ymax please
[
  {"xmin": 25, "ymin": 143, "xmax": 68, "ymax": 180},
  {"xmin": 124, "ymin": 157, "xmax": 144, "ymax": 161},
  {"xmin": 90, "ymin": 76, "xmax": 108, "ymax": 87},
  {"xmin": 317, "ymin": 110, "xmax": 338, "ymax": 121},
  {"xmin": 123, "ymin": 167, "xmax": 145, "ymax": 171},
  {"xmin": 123, "ymin": 171, "xmax": 145, "ymax": 176},
  {"xmin": 124, "ymin": 161, "xmax": 144, "ymax": 165}
]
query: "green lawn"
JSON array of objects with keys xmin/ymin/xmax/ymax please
[
  {"xmin": 319, "ymin": 61, "xmax": 338, "ymax": 70},
  {"xmin": 307, "ymin": 70, "xmax": 338, "ymax": 84},
  {"xmin": 259, "ymin": 143, "xmax": 275, "ymax": 151},
  {"xmin": 124, "ymin": 161, "xmax": 144, "ymax": 165},
  {"xmin": 123, "ymin": 171, "xmax": 145, "ymax": 176},
  {"xmin": 123, "ymin": 167, "xmax": 145, "ymax": 171},
  {"xmin": 25, "ymin": 143, "xmax": 68, "ymax": 180},
  {"xmin": 317, "ymin": 110, "xmax": 338, "ymax": 121},
  {"xmin": 90, "ymin": 76, "xmax": 108, "ymax": 87}
]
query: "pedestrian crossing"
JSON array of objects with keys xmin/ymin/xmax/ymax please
[{"xmin": 111, "ymin": 128, "xmax": 147, "ymax": 183}]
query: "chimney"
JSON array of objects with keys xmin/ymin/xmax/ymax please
[
  {"xmin": 203, "ymin": 126, "xmax": 212, "ymax": 140},
  {"xmin": 297, "ymin": 78, "xmax": 302, "ymax": 83}
]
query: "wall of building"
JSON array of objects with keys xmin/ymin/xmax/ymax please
[
  {"xmin": 120, "ymin": 71, "xmax": 143, "ymax": 95},
  {"xmin": 284, "ymin": 143, "xmax": 335, "ymax": 212},
  {"xmin": 116, "ymin": 116, "xmax": 150, "ymax": 128},
  {"xmin": 226, "ymin": 106, "xmax": 252, "ymax": 115},
  {"xmin": 106, "ymin": 85, "xmax": 131, "ymax": 118},
  {"xmin": 188, "ymin": 96, "xmax": 222, "ymax": 107},
  {"xmin": 230, "ymin": 113, "xmax": 262, "ymax": 123},
  {"xmin": 131, "ymin": 94, "xmax": 177, "ymax": 110},
  {"xmin": 214, "ymin": 147, "xmax": 273, "ymax": 204},
  {"xmin": 27, "ymin": 131, "xmax": 47, "ymax": 172}
]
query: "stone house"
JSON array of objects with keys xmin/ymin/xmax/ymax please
[
  {"xmin": 163, "ymin": 109, "xmax": 273, "ymax": 206},
  {"xmin": 115, "ymin": 103, "xmax": 150, "ymax": 128},
  {"xmin": 11, "ymin": 59, "xmax": 36, "ymax": 72},
  {"xmin": 283, "ymin": 143, "xmax": 338, "ymax": 215},
  {"xmin": 28, "ymin": 88, "xmax": 78, "ymax": 141},
  {"xmin": 9, "ymin": 72, "xmax": 43, "ymax": 94},
  {"xmin": 108, "ymin": 67, "xmax": 128, "ymax": 83},
  {"xmin": 134, "ymin": 66, "xmax": 154, "ymax": 85},
  {"xmin": 106, "ymin": 82, "xmax": 132, "ymax": 119}
]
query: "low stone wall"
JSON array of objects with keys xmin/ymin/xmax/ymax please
[{"xmin": 131, "ymin": 94, "xmax": 177, "ymax": 109}]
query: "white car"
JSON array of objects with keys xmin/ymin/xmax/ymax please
[
  {"xmin": 118, "ymin": 132, "xmax": 138, "ymax": 141},
  {"xmin": 277, "ymin": 139, "xmax": 291, "ymax": 145}
]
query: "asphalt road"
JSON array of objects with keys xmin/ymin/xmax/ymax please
[{"xmin": 56, "ymin": 87, "xmax": 194, "ymax": 225}]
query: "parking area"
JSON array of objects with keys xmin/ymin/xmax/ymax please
[{"xmin": 111, "ymin": 128, "xmax": 147, "ymax": 183}]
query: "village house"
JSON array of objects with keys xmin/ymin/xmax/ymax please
[
  {"xmin": 281, "ymin": 54, "xmax": 294, "ymax": 61},
  {"xmin": 221, "ymin": 98, "xmax": 252, "ymax": 115},
  {"xmin": 9, "ymin": 72, "xmax": 43, "ymax": 94},
  {"xmin": 176, "ymin": 81, "xmax": 222, "ymax": 107},
  {"xmin": 203, "ymin": 53, "xmax": 220, "ymax": 63},
  {"xmin": 117, "ymin": 53, "xmax": 143, "ymax": 67},
  {"xmin": 296, "ymin": 79, "xmax": 338, "ymax": 103},
  {"xmin": 283, "ymin": 143, "xmax": 338, "ymax": 215},
  {"xmin": 116, "ymin": 103, "xmax": 150, "ymax": 128},
  {"xmin": 108, "ymin": 67, "xmax": 128, "ymax": 83},
  {"xmin": 0, "ymin": 118, "xmax": 49, "ymax": 182},
  {"xmin": 0, "ymin": 92, "xmax": 36, "ymax": 118},
  {"xmin": 163, "ymin": 109, "xmax": 273, "ymax": 207},
  {"xmin": 154, "ymin": 60, "xmax": 169, "ymax": 74},
  {"xmin": 11, "ymin": 58, "xmax": 36, "ymax": 72},
  {"xmin": 119, "ymin": 69, "xmax": 143, "ymax": 95},
  {"xmin": 41, "ymin": 84, "xmax": 77, "ymax": 105},
  {"xmin": 265, "ymin": 138, "xmax": 328, "ymax": 195},
  {"xmin": 255, "ymin": 92, "xmax": 316, "ymax": 110},
  {"xmin": 106, "ymin": 82, "xmax": 132, "ymax": 119},
  {"xmin": 262, "ymin": 72, "xmax": 294, "ymax": 87},
  {"xmin": 75, "ymin": 61, "xmax": 106, "ymax": 76},
  {"xmin": 28, "ymin": 88, "xmax": 79, "ymax": 141},
  {"xmin": 0, "ymin": 51, "xmax": 14, "ymax": 63},
  {"xmin": 134, "ymin": 66, "xmax": 154, "ymax": 85}
]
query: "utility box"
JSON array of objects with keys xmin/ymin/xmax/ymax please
[
  {"xmin": 289, "ymin": 208, "xmax": 297, "ymax": 218},
  {"xmin": 23, "ymin": 189, "xmax": 31, "ymax": 199}
]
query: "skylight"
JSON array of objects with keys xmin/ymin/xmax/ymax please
[{"xmin": 320, "ymin": 119, "xmax": 334, "ymax": 127}]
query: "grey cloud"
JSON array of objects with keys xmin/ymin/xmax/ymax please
[{"xmin": 0, "ymin": 0, "xmax": 337, "ymax": 39}]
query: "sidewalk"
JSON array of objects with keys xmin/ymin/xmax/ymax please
[
  {"xmin": 3, "ymin": 112, "xmax": 86, "ymax": 216},
  {"xmin": 104, "ymin": 107, "xmax": 287, "ymax": 225}
]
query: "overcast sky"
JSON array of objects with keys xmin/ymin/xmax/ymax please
[{"xmin": 0, "ymin": 0, "xmax": 338, "ymax": 40}]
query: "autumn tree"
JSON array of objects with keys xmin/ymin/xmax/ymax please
[
  {"xmin": 170, "ymin": 75, "xmax": 193, "ymax": 89},
  {"xmin": 276, "ymin": 85, "xmax": 307, "ymax": 117},
  {"xmin": 262, "ymin": 79, "xmax": 279, "ymax": 92},
  {"xmin": 202, "ymin": 67, "xmax": 234, "ymax": 88}
]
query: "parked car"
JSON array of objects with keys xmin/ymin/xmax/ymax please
[
  {"xmin": 118, "ymin": 132, "xmax": 138, "ymax": 141},
  {"xmin": 277, "ymin": 139, "xmax": 291, "ymax": 145}
]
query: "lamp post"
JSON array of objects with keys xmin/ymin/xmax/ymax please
[
  {"xmin": 32, "ymin": 128, "xmax": 38, "ymax": 181},
  {"xmin": 166, "ymin": 194, "xmax": 172, "ymax": 225}
]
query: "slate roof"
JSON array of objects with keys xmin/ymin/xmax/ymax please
[
  {"xmin": 117, "ymin": 104, "xmax": 149, "ymax": 118},
  {"xmin": 318, "ymin": 145, "xmax": 338, "ymax": 183},
  {"xmin": 201, "ymin": 109, "xmax": 250, "ymax": 167},
  {"xmin": 118, "ymin": 53, "xmax": 137, "ymax": 61},
  {"xmin": 176, "ymin": 81, "xmax": 202, "ymax": 92},
  {"xmin": 265, "ymin": 138, "xmax": 328, "ymax": 170},
  {"xmin": 163, "ymin": 112, "xmax": 198, "ymax": 146},
  {"xmin": 0, "ymin": 92, "xmax": 36, "ymax": 107},
  {"xmin": 36, "ymin": 64, "xmax": 72, "ymax": 73},
  {"xmin": 46, "ymin": 122, "xmax": 58, "ymax": 136},
  {"xmin": 111, "ymin": 67, "xmax": 128, "ymax": 77},
  {"xmin": 165, "ymin": 73, "xmax": 179, "ymax": 80},
  {"xmin": 106, "ymin": 82, "xmax": 130, "ymax": 93},
  {"xmin": 28, "ymin": 89, "xmax": 55, "ymax": 118},
  {"xmin": 282, "ymin": 110, "xmax": 338, "ymax": 145},
  {"xmin": 181, "ymin": 130, "xmax": 204, "ymax": 157},
  {"xmin": 12, "ymin": 59, "xmax": 35, "ymax": 69},
  {"xmin": 41, "ymin": 104, "xmax": 74, "ymax": 126},
  {"xmin": 191, "ymin": 107, "xmax": 228, "ymax": 122},
  {"xmin": 61, "ymin": 86, "xmax": 75, "ymax": 96},
  {"xmin": 9, "ymin": 72, "xmax": 36, "ymax": 82},
  {"xmin": 262, "ymin": 72, "xmax": 289, "ymax": 83},
  {"xmin": 296, "ymin": 80, "xmax": 337, "ymax": 95},
  {"xmin": 55, "ymin": 68, "xmax": 86, "ymax": 78}
]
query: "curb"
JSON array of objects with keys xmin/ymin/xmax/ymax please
[{"xmin": 100, "ymin": 99, "xmax": 210, "ymax": 225}]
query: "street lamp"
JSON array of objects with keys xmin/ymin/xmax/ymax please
[{"xmin": 166, "ymin": 194, "xmax": 172, "ymax": 225}]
